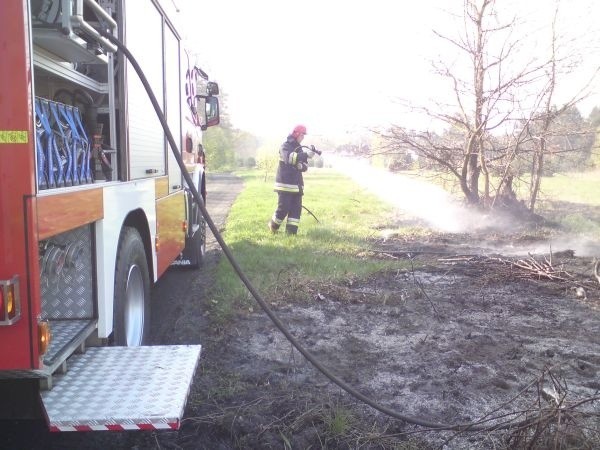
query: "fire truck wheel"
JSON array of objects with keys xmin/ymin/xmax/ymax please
[
  {"xmin": 113, "ymin": 227, "xmax": 151, "ymax": 346},
  {"xmin": 190, "ymin": 208, "xmax": 207, "ymax": 268}
]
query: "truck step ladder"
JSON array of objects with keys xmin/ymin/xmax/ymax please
[{"xmin": 40, "ymin": 345, "xmax": 201, "ymax": 431}]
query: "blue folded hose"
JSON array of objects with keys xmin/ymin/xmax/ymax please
[
  {"xmin": 49, "ymin": 101, "xmax": 73, "ymax": 186},
  {"xmin": 35, "ymin": 98, "xmax": 63, "ymax": 188},
  {"xmin": 34, "ymin": 98, "xmax": 48, "ymax": 190},
  {"xmin": 34, "ymin": 97, "xmax": 92, "ymax": 189}
]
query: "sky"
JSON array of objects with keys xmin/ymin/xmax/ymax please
[{"xmin": 172, "ymin": 0, "xmax": 600, "ymax": 142}]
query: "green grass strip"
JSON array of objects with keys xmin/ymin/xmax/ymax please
[{"xmin": 209, "ymin": 168, "xmax": 398, "ymax": 318}]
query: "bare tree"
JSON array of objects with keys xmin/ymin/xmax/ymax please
[
  {"xmin": 524, "ymin": 7, "xmax": 599, "ymax": 211},
  {"xmin": 377, "ymin": 0, "xmax": 598, "ymax": 213}
]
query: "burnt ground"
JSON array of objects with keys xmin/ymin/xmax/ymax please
[
  {"xmin": 3, "ymin": 173, "xmax": 600, "ymax": 450},
  {"xmin": 172, "ymin": 237, "xmax": 600, "ymax": 450},
  {"xmin": 147, "ymin": 176, "xmax": 600, "ymax": 450}
]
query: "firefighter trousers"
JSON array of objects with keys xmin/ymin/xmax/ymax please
[{"xmin": 270, "ymin": 191, "xmax": 302, "ymax": 234}]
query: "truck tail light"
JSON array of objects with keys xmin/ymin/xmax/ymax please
[
  {"xmin": 38, "ymin": 321, "xmax": 51, "ymax": 355},
  {"xmin": 0, "ymin": 276, "xmax": 21, "ymax": 325}
]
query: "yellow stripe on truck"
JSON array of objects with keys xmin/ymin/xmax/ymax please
[{"xmin": 0, "ymin": 130, "xmax": 28, "ymax": 144}]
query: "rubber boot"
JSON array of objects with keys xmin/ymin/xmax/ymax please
[{"xmin": 268, "ymin": 219, "xmax": 279, "ymax": 233}]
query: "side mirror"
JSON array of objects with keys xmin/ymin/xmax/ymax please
[{"xmin": 201, "ymin": 96, "xmax": 220, "ymax": 130}]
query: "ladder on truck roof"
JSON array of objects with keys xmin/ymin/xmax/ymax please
[{"xmin": 40, "ymin": 345, "xmax": 201, "ymax": 431}]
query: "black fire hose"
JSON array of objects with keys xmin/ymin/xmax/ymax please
[
  {"xmin": 98, "ymin": 28, "xmax": 536, "ymax": 433},
  {"xmin": 302, "ymin": 205, "xmax": 319, "ymax": 223}
]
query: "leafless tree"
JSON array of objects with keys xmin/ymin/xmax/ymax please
[
  {"xmin": 376, "ymin": 0, "xmax": 598, "ymax": 212},
  {"xmin": 523, "ymin": 7, "xmax": 599, "ymax": 211}
]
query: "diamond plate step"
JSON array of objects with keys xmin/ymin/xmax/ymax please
[
  {"xmin": 40, "ymin": 345, "xmax": 201, "ymax": 431},
  {"xmin": 43, "ymin": 319, "xmax": 96, "ymax": 372}
]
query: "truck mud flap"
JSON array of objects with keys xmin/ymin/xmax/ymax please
[{"xmin": 40, "ymin": 345, "xmax": 201, "ymax": 431}]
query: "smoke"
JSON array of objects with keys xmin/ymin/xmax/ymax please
[
  {"xmin": 326, "ymin": 156, "xmax": 600, "ymax": 258},
  {"xmin": 327, "ymin": 156, "xmax": 487, "ymax": 233},
  {"xmin": 501, "ymin": 235, "xmax": 600, "ymax": 258}
]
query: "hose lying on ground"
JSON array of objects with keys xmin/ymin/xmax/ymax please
[{"xmin": 99, "ymin": 27, "xmax": 537, "ymax": 433}]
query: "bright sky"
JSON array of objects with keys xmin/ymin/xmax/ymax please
[{"xmin": 174, "ymin": 0, "xmax": 600, "ymax": 141}]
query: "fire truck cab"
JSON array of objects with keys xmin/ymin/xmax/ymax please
[{"xmin": 0, "ymin": 0, "xmax": 219, "ymax": 431}]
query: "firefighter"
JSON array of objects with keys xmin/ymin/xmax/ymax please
[{"xmin": 268, "ymin": 124, "xmax": 311, "ymax": 235}]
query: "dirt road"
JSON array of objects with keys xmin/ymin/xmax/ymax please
[{"xmin": 148, "ymin": 172, "xmax": 245, "ymax": 347}]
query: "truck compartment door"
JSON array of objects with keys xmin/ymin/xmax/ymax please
[
  {"xmin": 124, "ymin": 2, "xmax": 165, "ymax": 179},
  {"xmin": 165, "ymin": 25, "xmax": 183, "ymax": 194},
  {"xmin": 40, "ymin": 345, "xmax": 201, "ymax": 431}
]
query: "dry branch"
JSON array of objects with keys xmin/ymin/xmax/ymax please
[
  {"xmin": 507, "ymin": 367, "xmax": 600, "ymax": 449},
  {"xmin": 438, "ymin": 253, "xmax": 576, "ymax": 282}
]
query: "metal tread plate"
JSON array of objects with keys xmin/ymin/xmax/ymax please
[
  {"xmin": 44, "ymin": 319, "xmax": 95, "ymax": 370},
  {"xmin": 41, "ymin": 345, "xmax": 201, "ymax": 431}
]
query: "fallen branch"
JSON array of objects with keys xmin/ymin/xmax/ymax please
[
  {"xmin": 509, "ymin": 253, "xmax": 572, "ymax": 281},
  {"xmin": 438, "ymin": 253, "xmax": 576, "ymax": 282},
  {"xmin": 507, "ymin": 367, "xmax": 600, "ymax": 449}
]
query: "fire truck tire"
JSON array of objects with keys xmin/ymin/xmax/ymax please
[
  {"xmin": 190, "ymin": 207, "xmax": 207, "ymax": 268},
  {"xmin": 113, "ymin": 227, "xmax": 151, "ymax": 346},
  {"xmin": 186, "ymin": 185, "xmax": 206, "ymax": 268}
]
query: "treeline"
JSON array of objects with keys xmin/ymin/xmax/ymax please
[
  {"xmin": 203, "ymin": 124, "xmax": 259, "ymax": 171},
  {"xmin": 383, "ymin": 105, "xmax": 600, "ymax": 175}
]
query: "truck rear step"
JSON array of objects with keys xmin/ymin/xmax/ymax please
[{"xmin": 40, "ymin": 345, "xmax": 201, "ymax": 431}]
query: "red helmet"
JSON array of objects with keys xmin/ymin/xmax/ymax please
[{"xmin": 291, "ymin": 125, "xmax": 307, "ymax": 138}]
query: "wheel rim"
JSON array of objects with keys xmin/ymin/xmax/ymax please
[
  {"xmin": 124, "ymin": 264, "xmax": 145, "ymax": 346},
  {"xmin": 194, "ymin": 207, "xmax": 206, "ymax": 255},
  {"xmin": 199, "ymin": 220, "xmax": 206, "ymax": 255}
]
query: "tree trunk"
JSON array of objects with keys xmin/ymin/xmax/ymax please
[
  {"xmin": 529, "ymin": 138, "xmax": 545, "ymax": 211},
  {"xmin": 461, "ymin": 132, "xmax": 480, "ymax": 204},
  {"xmin": 467, "ymin": 154, "xmax": 480, "ymax": 204}
]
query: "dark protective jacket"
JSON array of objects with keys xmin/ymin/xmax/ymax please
[{"xmin": 274, "ymin": 135, "xmax": 307, "ymax": 194}]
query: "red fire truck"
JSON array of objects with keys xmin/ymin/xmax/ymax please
[{"xmin": 0, "ymin": 0, "xmax": 220, "ymax": 431}]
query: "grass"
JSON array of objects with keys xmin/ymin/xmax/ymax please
[
  {"xmin": 207, "ymin": 167, "xmax": 600, "ymax": 323},
  {"xmin": 325, "ymin": 405, "xmax": 353, "ymax": 436},
  {"xmin": 531, "ymin": 171, "xmax": 600, "ymax": 236},
  {"xmin": 535, "ymin": 171, "xmax": 600, "ymax": 206},
  {"xmin": 208, "ymin": 168, "xmax": 400, "ymax": 322},
  {"xmin": 403, "ymin": 168, "xmax": 600, "ymax": 204}
]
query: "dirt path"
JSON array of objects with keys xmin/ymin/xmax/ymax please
[{"xmin": 148, "ymin": 172, "xmax": 245, "ymax": 347}]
